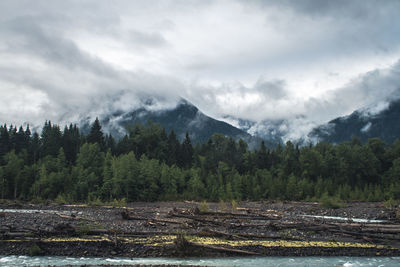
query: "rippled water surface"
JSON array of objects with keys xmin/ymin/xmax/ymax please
[
  {"xmin": 0, "ymin": 209, "xmax": 76, "ymax": 215},
  {"xmin": 1, "ymin": 256, "xmax": 400, "ymax": 266}
]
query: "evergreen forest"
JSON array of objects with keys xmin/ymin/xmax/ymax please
[{"xmin": 1, "ymin": 118, "xmax": 400, "ymax": 204}]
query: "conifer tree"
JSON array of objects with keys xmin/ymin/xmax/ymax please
[
  {"xmin": 87, "ymin": 118, "xmax": 105, "ymax": 151},
  {"xmin": 167, "ymin": 130, "xmax": 180, "ymax": 166},
  {"xmin": 62, "ymin": 124, "xmax": 81, "ymax": 164},
  {"xmin": 15, "ymin": 126, "xmax": 26, "ymax": 153},
  {"xmin": 41, "ymin": 121, "xmax": 62, "ymax": 157},
  {"xmin": 256, "ymin": 141, "xmax": 269, "ymax": 170},
  {"xmin": 104, "ymin": 134, "xmax": 116, "ymax": 154},
  {"xmin": 180, "ymin": 132, "xmax": 193, "ymax": 168},
  {"xmin": 0, "ymin": 125, "xmax": 10, "ymax": 163},
  {"xmin": 29, "ymin": 132, "xmax": 41, "ymax": 164}
]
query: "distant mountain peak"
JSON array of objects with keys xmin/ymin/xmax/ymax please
[
  {"xmin": 82, "ymin": 97, "xmax": 261, "ymax": 147},
  {"xmin": 310, "ymin": 98, "xmax": 400, "ymax": 144}
]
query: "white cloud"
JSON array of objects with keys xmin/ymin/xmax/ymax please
[
  {"xmin": 361, "ymin": 122, "xmax": 372, "ymax": 133},
  {"xmin": 0, "ymin": 0, "xmax": 399, "ymax": 140}
]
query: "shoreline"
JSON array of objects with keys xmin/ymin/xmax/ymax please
[{"xmin": 1, "ymin": 201, "xmax": 400, "ymax": 257}]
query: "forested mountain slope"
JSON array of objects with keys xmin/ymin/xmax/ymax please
[{"xmin": 310, "ymin": 99, "xmax": 400, "ymax": 144}]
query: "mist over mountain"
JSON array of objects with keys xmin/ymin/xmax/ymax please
[
  {"xmin": 310, "ymin": 98, "xmax": 400, "ymax": 144},
  {"xmin": 221, "ymin": 116, "xmax": 284, "ymax": 145},
  {"xmin": 219, "ymin": 91, "xmax": 400, "ymax": 146},
  {"xmin": 222, "ymin": 115, "xmax": 321, "ymax": 146},
  {"xmin": 79, "ymin": 93, "xmax": 400, "ymax": 149},
  {"xmin": 79, "ymin": 98, "xmax": 263, "ymax": 147}
]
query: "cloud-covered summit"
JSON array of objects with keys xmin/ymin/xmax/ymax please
[{"xmin": 0, "ymin": 0, "xmax": 399, "ymax": 140}]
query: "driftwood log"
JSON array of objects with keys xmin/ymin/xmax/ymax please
[{"xmin": 174, "ymin": 234, "xmax": 261, "ymax": 256}]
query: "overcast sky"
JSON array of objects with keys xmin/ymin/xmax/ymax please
[{"xmin": 1, "ymin": 0, "xmax": 400, "ymax": 135}]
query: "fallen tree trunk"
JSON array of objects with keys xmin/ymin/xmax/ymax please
[
  {"xmin": 189, "ymin": 242, "xmax": 262, "ymax": 256},
  {"xmin": 197, "ymin": 228, "xmax": 246, "ymax": 240},
  {"xmin": 121, "ymin": 210, "xmax": 147, "ymax": 220},
  {"xmin": 237, "ymin": 232, "xmax": 301, "ymax": 241},
  {"xmin": 199, "ymin": 210, "xmax": 281, "ymax": 220},
  {"xmin": 121, "ymin": 211, "xmax": 183, "ymax": 225},
  {"xmin": 174, "ymin": 234, "xmax": 261, "ymax": 256},
  {"xmin": 168, "ymin": 212, "xmax": 227, "ymax": 226},
  {"xmin": 329, "ymin": 229, "xmax": 400, "ymax": 241}
]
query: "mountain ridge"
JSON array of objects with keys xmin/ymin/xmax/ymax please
[
  {"xmin": 80, "ymin": 96, "xmax": 400, "ymax": 147},
  {"xmin": 85, "ymin": 98, "xmax": 262, "ymax": 147},
  {"xmin": 309, "ymin": 98, "xmax": 400, "ymax": 144}
]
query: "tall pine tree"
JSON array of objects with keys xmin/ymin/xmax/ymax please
[
  {"xmin": 179, "ymin": 132, "xmax": 193, "ymax": 168},
  {"xmin": 87, "ymin": 118, "xmax": 105, "ymax": 151}
]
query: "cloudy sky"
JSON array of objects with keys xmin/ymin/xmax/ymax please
[{"xmin": 1, "ymin": 0, "xmax": 400, "ymax": 137}]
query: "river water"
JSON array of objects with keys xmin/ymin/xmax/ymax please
[
  {"xmin": 300, "ymin": 215, "xmax": 387, "ymax": 223},
  {"xmin": 1, "ymin": 256, "xmax": 400, "ymax": 266}
]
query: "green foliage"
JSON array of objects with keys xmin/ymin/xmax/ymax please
[
  {"xmin": 231, "ymin": 199, "xmax": 238, "ymax": 211},
  {"xmin": 0, "ymin": 166, "xmax": 5, "ymax": 200},
  {"xmin": 54, "ymin": 194, "xmax": 70, "ymax": 205},
  {"xmin": 320, "ymin": 192, "xmax": 345, "ymax": 209},
  {"xmin": 76, "ymin": 221, "xmax": 103, "ymax": 235},
  {"xmin": 73, "ymin": 143, "xmax": 104, "ymax": 201},
  {"xmin": 87, "ymin": 117, "xmax": 105, "ymax": 150},
  {"xmin": 87, "ymin": 195, "xmax": 104, "ymax": 206},
  {"xmin": 110, "ymin": 198, "xmax": 127, "ymax": 208},
  {"xmin": 186, "ymin": 169, "xmax": 205, "ymax": 200},
  {"xmin": 41, "ymin": 121, "xmax": 62, "ymax": 158},
  {"xmin": 199, "ymin": 201, "xmax": 209, "ymax": 213},
  {"xmin": 384, "ymin": 198, "xmax": 398, "ymax": 209},
  {"xmin": 3, "ymin": 150, "xmax": 24, "ymax": 199},
  {"xmin": 30, "ymin": 196, "xmax": 46, "ymax": 204},
  {"xmin": 28, "ymin": 244, "xmax": 42, "ymax": 256},
  {"xmin": 218, "ymin": 200, "xmax": 228, "ymax": 212},
  {"xmin": 2, "ymin": 119, "xmax": 400, "ymax": 203}
]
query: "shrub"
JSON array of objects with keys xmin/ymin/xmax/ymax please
[
  {"xmin": 231, "ymin": 199, "xmax": 238, "ymax": 211},
  {"xmin": 384, "ymin": 198, "xmax": 398, "ymax": 209},
  {"xmin": 54, "ymin": 194, "xmax": 70, "ymax": 205},
  {"xmin": 31, "ymin": 197, "xmax": 46, "ymax": 204},
  {"xmin": 87, "ymin": 195, "xmax": 103, "ymax": 206},
  {"xmin": 199, "ymin": 201, "xmax": 209, "ymax": 213},
  {"xmin": 111, "ymin": 198, "xmax": 127, "ymax": 208},
  {"xmin": 218, "ymin": 200, "xmax": 228, "ymax": 212},
  {"xmin": 320, "ymin": 193, "xmax": 345, "ymax": 209},
  {"xmin": 29, "ymin": 244, "xmax": 42, "ymax": 256},
  {"xmin": 76, "ymin": 221, "xmax": 102, "ymax": 235}
]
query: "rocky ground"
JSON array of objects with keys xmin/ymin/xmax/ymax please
[{"xmin": 1, "ymin": 201, "xmax": 400, "ymax": 258}]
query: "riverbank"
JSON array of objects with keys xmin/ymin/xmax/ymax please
[{"xmin": 1, "ymin": 201, "xmax": 399, "ymax": 257}]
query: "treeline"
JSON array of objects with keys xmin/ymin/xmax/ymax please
[{"xmin": 1, "ymin": 119, "xmax": 400, "ymax": 203}]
